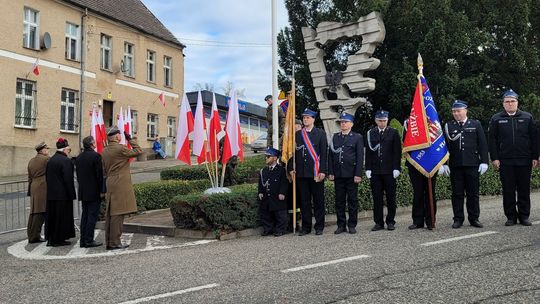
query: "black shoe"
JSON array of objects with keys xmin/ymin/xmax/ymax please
[
  {"xmin": 106, "ymin": 244, "xmax": 129, "ymax": 250},
  {"xmin": 298, "ymin": 230, "xmax": 311, "ymax": 236},
  {"xmin": 29, "ymin": 238, "xmax": 46, "ymax": 244},
  {"xmin": 520, "ymin": 219, "xmax": 532, "ymax": 226},
  {"xmin": 47, "ymin": 240, "xmax": 71, "ymax": 247},
  {"xmin": 470, "ymin": 220, "xmax": 483, "ymax": 228},
  {"xmin": 83, "ymin": 241, "xmax": 103, "ymax": 248},
  {"xmin": 334, "ymin": 227, "xmax": 346, "ymax": 234},
  {"xmin": 315, "ymin": 230, "xmax": 323, "ymax": 235},
  {"xmin": 387, "ymin": 223, "xmax": 395, "ymax": 231},
  {"xmin": 261, "ymin": 231, "xmax": 272, "ymax": 236},
  {"xmin": 274, "ymin": 232, "xmax": 284, "ymax": 237},
  {"xmin": 348, "ymin": 227, "xmax": 357, "ymax": 234},
  {"xmin": 505, "ymin": 219, "xmax": 517, "ymax": 226},
  {"xmin": 371, "ymin": 224, "xmax": 384, "ymax": 231},
  {"xmin": 408, "ymin": 224, "xmax": 423, "ymax": 230},
  {"xmin": 452, "ymin": 221, "xmax": 463, "ymax": 229}
]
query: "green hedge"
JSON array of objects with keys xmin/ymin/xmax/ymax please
[
  {"xmin": 134, "ymin": 179, "xmax": 211, "ymax": 211},
  {"xmin": 169, "ymin": 166, "xmax": 540, "ymax": 233},
  {"xmin": 160, "ymin": 155, "xmax": 265, "ymax": 183}
]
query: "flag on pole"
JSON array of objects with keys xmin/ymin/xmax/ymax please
[
  {"xmin": 158, "ymin": 92, "xmax": 166, "ymax": 107},
  {"xmin": 403, "ymin": 54, "xmax": 449, "ymax": 177},
  {"xmin": 175, "ymin": 93, "xmax": 194, "ymax": 165},
  {"xmin": 192, "ymin": 91, "xmax": 207, "ymax": 164},
  {"xmin": 281, "ymin": 85, "xmax": 295, "ymax": 163},
  {"xmin": 90, "ymin": 106, "xmax": 104, "ymax": 154},
  {"xmin": 207, "ymin": 92, "xmax": 222, "ymax": 163},
  {"xmin": 117, "ymin": 107, "xmax": 126, "ymax": 145},
  {"xmin": 124, "ymin": 107, "xmax": 133, "ymax": 153},
  {"xmin": 32, "ymin": 58, "xmax": 40, "ymax": 76},
  {"xmin": 97, "ymin": 108, "xmax": 106, "ymax": 146},
  {"xmin": 221, "ymin": 90, "xmax": 243, "ymax": 165}
]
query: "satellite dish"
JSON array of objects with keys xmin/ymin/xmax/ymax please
[{"xmin": 41, "ymin": 32, "xmax": 52, "ymax": 50}]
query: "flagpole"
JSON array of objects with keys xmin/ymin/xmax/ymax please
[
  {"xmin": 418, "ymin": 53, "xmax": 436, "ymax": 229},
  {"xmin": 215, "ymin": 129, "xmax": 219, "ymax": 188},
  {"xmin": 271, "ymin": 0, "xmax": 279, "ymax": 149},
  {"xmin": 291, "ymin": 68, "xmax": 297, "ymax": 234},
  {"xmin": 220, "ymin": 161, "xmax": 227, "ymax": 188},
  {"xmin": 205, "ymin": 161, "xmax": 215, "ymax": 188}
]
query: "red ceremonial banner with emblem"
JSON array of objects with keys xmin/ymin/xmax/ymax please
[{"xmin": 403, "ymin": 78, "xmax": 430, "ymax": 152}]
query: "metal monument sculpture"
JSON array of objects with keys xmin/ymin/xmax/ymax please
[{"xmin": 302, "ymin": 12, "xmax": 386, "ymax": 135}]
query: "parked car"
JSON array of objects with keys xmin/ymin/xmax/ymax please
[{"xmin": 251, "ymin": 133, "xmax": 267, "ymax": 153}]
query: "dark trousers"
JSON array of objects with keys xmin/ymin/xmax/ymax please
[
  {"xmin": 450, "ymin": 166, "xmax": 480, "ymax": 223},
  {"xmin": 80, "ymin": 200, "xmax": 101, "ymax": 245},
  {"xmin": 334, "ymin": 178, "xmax": 358, "ymax": 228},
  {"xmin": 260, "ymin": 209, "xmax": 288, "ymax": 234},
  {"xmin": 27, "ymin": 212, "xmax": 45, "ymax": 242},
  {"xmin": 370, "ymin": 174, "xmax": 397, "ymax": 226},
  {"xmin": 408, "ymin": 167, "xmax": 437, "ymax": 227},
  {"xmin": 105, "ymin": 206, "xmax": 124, "ymax": 247},
  {"xmin": 297, "ymin": 178, "xmax": 325, "ymax": 232},
  {"xmin": 499, "ymin": 164, "xmax": 532, "ymax": 221}
]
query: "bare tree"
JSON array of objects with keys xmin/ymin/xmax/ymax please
[
  {"xmin": 221, "ymin": 80, "xmax": 246, "ymax": 98},
  {"xmin": 193, "ymin": 82, "xmax": 215, "ymax": 92}
]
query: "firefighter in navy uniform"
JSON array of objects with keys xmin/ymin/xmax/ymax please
[
  {"xmin": 442, "ymin": 100, "xmax": 489, "ymax": 229},
  {"xmin": 328, "ymin": 113, "xmax": 364, "ymax": 234},
  {"xmin": 365, "ymin": 110, "xmax": 402, "ymax": 231},
  {"xmin": 258, "ymin": 148, "xmax": 289, "ymax": 237},
  {"xmin": 288, "ymin": 108, "xmax": 328, "ymax": 236},
  {"xmin": 489, "ymin": 89, "xmax": 538, "ymax": 226}
]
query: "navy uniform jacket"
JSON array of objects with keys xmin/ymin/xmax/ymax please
[
  {"xmin": 288, "ymin": 127, "xmax": 328, "ymax": 178},
  {"xmin": 365, "ymin": 127, "xmax": 402, "ymax": 175},
  {"xmin": 258, "ymin": 164, "xmax": 289, "ymax": 211},
  {"xmin": 488, "ymin": 110, "xmax": 538, "ymax": 166},
  {"xmin": 444, "ymin": 119, "xmax": 488, "ymax": 167},
  {"xmin": 75, "ymin": 148, "xmax": 104, "ymax": 202},
  {"xmin": 328, "ymin": 131, "xmax": 364, "ymax": 178}
]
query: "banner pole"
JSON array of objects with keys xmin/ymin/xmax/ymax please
[{"xmin": 428, "ymin": 176, "xmax": 435, "ymax": 229}]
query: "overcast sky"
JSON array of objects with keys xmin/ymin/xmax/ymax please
[{"xmin": 142, "ymin": 0, "xmax": 289, "ymax": 107}]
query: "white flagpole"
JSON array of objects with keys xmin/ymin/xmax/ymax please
[{"xmin": 271, "ymin": 0, "xmax": 279, "ymax": 149}]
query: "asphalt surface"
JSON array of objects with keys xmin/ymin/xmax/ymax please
[{"xmin": 1, "ymin": 193, "xmax": 539, "ymax": 303}]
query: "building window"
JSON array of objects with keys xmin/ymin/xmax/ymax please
[
  {"xmin": 23, "ymin": 7, "xmax": 39, "ymax": 49},
  {"xmin": 123, "ymin": 42, "xmax": 134, "ymax": 77},
  {"xmin": 146, "ymin": 50, "xmax": 155, "ymax": 82},
  {"xmin": 65, "ymin": 23, "xmax": 80, "ymax": 60},
  {"xmin": 60, "ymin": 88, "xmax": 79, "ymax": 132},
  {"xmin": 163, "ymin": 56, "xmax": 172, "ymax": 87},
  {"xmin": 100, "ymin": 34, "xmax": 112, "ymax": 70},
  {"xmin": 131, "ymin": 110, "xmax": 138, "ymax": 136},
  {"xmin": 167, "ymin": 116, "xmax": 176, "ymax": 138},
  {"xmin": 147, "ymin": 113, "xmax": 158, "ymax": 138},
  {"xmin": 15, "ymin": 79, "xmax": 37, "ymax": 128}
]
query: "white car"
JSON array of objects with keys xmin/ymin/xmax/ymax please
[{"xmin": 251, "ymin": 134, "xmax": 267, "ymax": 153}]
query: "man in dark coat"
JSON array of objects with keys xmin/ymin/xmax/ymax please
[
  {"xmin": 75, "ymin": 136, "xmax": 104, "ymax": 248},
  {"xmin": 328, "ymin": 113, "xmax": 364, "ymax": 234},
  {"xmin": 27, "ymin": 141, "xmax": 49, "ymax": 243},
  {"xmin": 258, "ymin": 147, "xmax": 289, "ymax": 236},
  {"xmin": 45, "ymin": 138, "xmax": 76, "ymax": 247},
  {"xmin": 489, "ymin": 89, "xmax": 538, "ymax": 226},
  {"xmin": 365, "ymin": 110, "xmax": 402, "ymax": 231},
  {"xmin": 288, "ymin": 108, "xmax": 328, "ymax": 236},
  {"xmin": 443, "ymin": 100, "xmax": 489, "ymax": 229}
]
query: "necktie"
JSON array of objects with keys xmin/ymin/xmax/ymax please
[{"xmin": 459, "ymin": 121, "xmax": 464, "ymax": 127}]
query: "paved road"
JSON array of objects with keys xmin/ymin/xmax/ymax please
[{"xmin": 1, "ymin": 193, "xmax": 539, "ymax": 303}]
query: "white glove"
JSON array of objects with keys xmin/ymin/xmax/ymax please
[
  {"xmin": 438, "ymin": 165, "xmax": 450, "ymax": 176},
  {"xmin": 393, "ymin": 170, "xmax": 400, "ymax": 179},
  {"xmin": 365, "ymin": 170, "xmax": 372, "ymax": 179},
  {"xmin": 478, "ymin": 163, "xmax": 488, "ymax": 175}
]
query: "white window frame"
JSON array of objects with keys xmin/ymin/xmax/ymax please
[
  {"xmin": 167, "ymin": 116, "xmax": 176, "ymax": 138},
  {"xmin": 60, "ymin": 88, "xmax": 79, "ymax": 132},
  {"xmin": 131, "ymin": 109, "xmax": 138, "ymax": 136},
  {"xmin": 23, "ymin": 7, "xmax": 39, "ymax": 49},
  {"xmin": 147, "ymin": 113, "xmax": 158, "ymax": 138},
  {"xmin": 147, "ymin": 50, "xmax": 156, "ymax": 83},
  {"xmin": 163, "ymin": 56, "xmax": 172, "ymax": 87},
  {"xmin": 15, "ymin": 79, "xmax": 37, "ymax": 128},
  {"xmin": 123, "ymin": 42, "xmax": 135, "ymax": 77},
  {"xmin": 100, "ymin": 34, "xmax": 112, "ymax": 70},
  {"xmin": 65, "ymin": 22, "xmax": 80, "ymax": 61}
]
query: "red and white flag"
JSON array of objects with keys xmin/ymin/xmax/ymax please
[
  {"xmin": 158, "ymin": 92, "xmax": 165, "ymax": 107},
  {"xmin": 97, "ymin": 108, "xmax": 106, "ymax": 146},
  {"xmin": 124, "ymin": 106, "xmax": 133, "ymax": 150},
  {"xmin": 175, "ymin": 93, "xmax": 194, "ymax": 165},
  {"xmin": 207, "ymin": 92, "xmax": 222, "ymax": 163},
  {"xmin": 192, "ymin": 91, "xmax": 207, "ymax": 164},
  {"xmin": 32, "ymin": 58, "xmax": 40, "ymax": 76},
  {"xmin": 90, "ymin": 106, "xmax": 104, "ymax": 154},
  {"xmin": 221, "ymin": 90, "xmax": 243, "ymax": 165},
  {"xmin": 117, "ymin": 107, "xmax": 126, "ymax": 145}
]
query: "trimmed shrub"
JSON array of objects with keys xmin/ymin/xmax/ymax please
[{"xmin": 134, "ymin": 179, "xmax": 211, "ymax": 211}]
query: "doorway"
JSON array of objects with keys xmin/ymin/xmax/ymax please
[{"xmin": 103, "ymin": 100, "xmax": 114, "ymax": 127}]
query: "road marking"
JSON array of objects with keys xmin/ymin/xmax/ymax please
[
  {"xmin": 532, "ymin": 220, "xmax": 540, "ymax": 225},
  {"xmin": 421, "ymin": 231, "xmax": 499, "ymax": 246},
  {"xmin": 117, "ymin": 283, "xmax": 219, "ymax": 304},
  {"xmin": 122, "ymin": 233, "xmax": 134, "ymax": 246},
  {"xmin": 281, "ymin": 255, "xmax": 370, "ymax": 273},
  {"xmin": 146, "ymin": 235, "xmax": 165, "ymax": 248},
  {"xmin": 8, "ymin": 238, "xmax": 216, "ymax": 260}
]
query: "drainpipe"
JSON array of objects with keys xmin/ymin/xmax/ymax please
[{"xmin": 78, "ymin": 8, "xmax": 88, "ymax": 152}]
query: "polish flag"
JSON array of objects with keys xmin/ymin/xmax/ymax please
[
  {"xmin": 175, "ymin": 93, "xmax": 194, "ymax": 165},
  {"xmin": 32, "ymin": 58, "xmax": 40, "ymax": 76},
  {"xmin": 207, "ymin": 92, "xmax": 222, "ymax": 163},
  {"xmin": 97, "ymin": 109, "xmax": 106, "ymax": 146},
  {"xmin": 90, "ymin": 107, "xmax": 104, "ymax": 154},
  {"xmin": 158, "ymin": 92, "xmax": 165, "ymax": 107},
  {"xmin": 221, "ymin": 90, "xmax": 243, "ymax": 165},
  {"xmin": 192, "ymin": 91, "xmax": 207, "ymax": 164},
  {"xmin": 117, "ymin": 107, "xmax": 126, "ymax": 145},
  {"xmin": 124, "ymin": 107, "xmax": 133, "ymax": 151}
]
